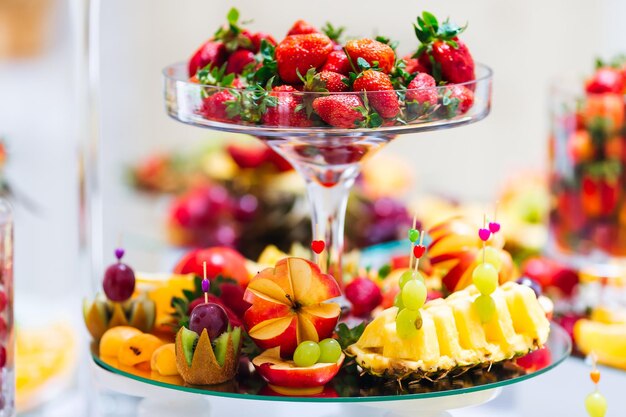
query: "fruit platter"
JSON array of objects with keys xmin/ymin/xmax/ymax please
[{"xmin": 87, "ymin": 8, "xmax": 572, "ymax": 417}]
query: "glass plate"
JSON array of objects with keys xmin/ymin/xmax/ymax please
[{"xmin": 91, "ymin": 322, "xmax": 570, "ymax": 403}]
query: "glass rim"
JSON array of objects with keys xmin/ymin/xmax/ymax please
[{"xmin": 162, "ymin": 62, "xmax": 493, "ymax": 94}]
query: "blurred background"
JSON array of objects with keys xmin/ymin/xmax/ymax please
[{"xmin": 1, "ymin": 0, "xmax": 626, "ymax": 416}]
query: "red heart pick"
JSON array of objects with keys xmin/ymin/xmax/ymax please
[
  {"xmin": 488, "ymin": 222, "xmax": 501, "ymax": 233},
  {"xmin": 413, "ymin": 244, "xmax": 426, "ymax": 258},
  {"xmin": 311, "ymin": 240, "xmax": 325, "ymax": 254},
  {"xmin": 478, "ymin": 228, "xmax": 491, "ymax": 242}
]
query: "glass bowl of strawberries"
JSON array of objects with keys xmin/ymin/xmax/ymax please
[
  {"xmin": 548, "ymin": 56, "xmax": 626, "ymax": 262},
  {"xmin": 163, "ymin": 9, "xmax": 493, "ymax": 283}
]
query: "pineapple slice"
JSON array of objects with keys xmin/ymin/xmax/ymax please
[
  {"xmin": 482, "ymin": 288, "xmax": 528, "ymax": 357},
  {"xmin": 356, "ymin": 307, "xmax": 397, "ymax": 349},
  {"xmin": 381, "ymin": 310, "xmax": 440, "ymax": 368},
  {"xmin": 425, "ymin": 299, "xmax": 479, "ymax": 366},
  {"xmin": 501, "ymin": 282, "xmax": 550, "ymax": 346}
]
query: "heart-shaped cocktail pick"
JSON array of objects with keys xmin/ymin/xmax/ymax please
[
  {"xmin": 311, "ymin": 240, "xmax": 325, "ymax": 254},
  {"xmin": 488, "ymin": 222, "xmax": 500, "ymax": 234},
  {"xmin": 413, "ymin": 244, "xmax": 426, "ymax": 259},
  {"xmin": 478, "ymin": 228, "xmax": 491, "ymax": 242}
]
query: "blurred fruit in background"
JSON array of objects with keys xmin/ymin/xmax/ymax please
[
  {"xmin": 16, "ymin": 322, "xmax": 77, "ymax": 412},
  {"xmin": 130, "ymin": 138, "xmax": 412, "ymax": 259},
  {"xmin": 549, "ymin": 55, "xmax": 626, "ymax": 260},
  {"xmin": 0, "ymin": 0, "xmax": 53, "ymax": 59}
]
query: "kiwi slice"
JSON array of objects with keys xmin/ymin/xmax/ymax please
[
  {"xmin": 230, "ymin": 327, "xmax": 241, "ymax": 355},
  {"xmin": 212, "ymin": 332, "xmax": 230, "ymax": 366},
  {"xmin": 181, "ymin": 327, "xmax": 199, "ymax": 366}
]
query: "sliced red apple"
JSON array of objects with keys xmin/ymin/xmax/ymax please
[
  {"xmin": 244, "ymin": 257, "xmax": 341, "ymax": 356},
  {"xmin": 253, "ymin": 346, "xmax": 344, "ymax": 392}
]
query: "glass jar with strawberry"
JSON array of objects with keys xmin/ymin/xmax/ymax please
[{"xmin": 548, "ymin": 56, "xmax": 626, "ymax": 261}]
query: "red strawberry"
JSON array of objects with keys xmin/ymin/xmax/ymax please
[
  {"xmin": 316, "ymin": 144, "xmax": 367, "ymax": 165},
  {"xmin": 312, "ymin": 94, "xmax": 365, "ymax": 128},
  {"xmin": 585, "ymin": 67, "xmax": 625, "ymax": 94},
  {"xmin": 287, "ymin": 19, "xmax": 318, "ymax": 36},
  {"xmin": 275, "ymin": 34, "xmax": 333, "ymax": 84},
  {"xmin": 406, "ymin": 72, "xmax": 438, "ymax": 107},
  {"xmin": 266, "ymin": 148, "xmax": 293, "ymax": 172},
  {"xmin": 345, "ymin": 38, "xmax": 395, "ymax": 74},
  {"xmin": 402, "ymin": 55, "xmax": 429, "ymax": 74},
  {"xmin": 322, "ymin": 50, "xmax": 352, "ymax": 75},
  {"xmin": 413, "ymin": 12, "xmax": 475, "ymax": 84},
  {"xmin": 188, "ymin": 40, "xmax": 227, "ymax": 76},
  {"xmin": 261, "ymin": 85, "xmax": 313, "ymax": 127},
  {"xmin": 249, "ymin": 32, "xmax": 277, "ymax": 52},
  {"xmin": 315, "ymin": 70, "xmax": 348, "ymax": 92},
  {"xmin": 440, "ymin": 84, "xmax": 474, "ymax": 117},
  {"xmin": 226, "ymin": 49, "xmax": 256, "ymax": 74},
  {"xmin": 201, "ymin": 90, "xmax": 238, "ymax": 122},
  {"xmin": 353, "ymin": 70, "xmax": 400, "ymax": 118}
]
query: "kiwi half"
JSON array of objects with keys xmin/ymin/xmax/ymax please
[{"xmin": 175, "ymin": 326, "xmax": 242, "ymax": 385}]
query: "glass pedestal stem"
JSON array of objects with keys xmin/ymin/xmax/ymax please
[{"xmin": 300, "ymin": 164, "xmax": 360, "ymax": 286}]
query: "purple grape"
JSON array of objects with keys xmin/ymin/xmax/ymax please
[
  {"xmin": 516, "ymin": 276, "xmax": 542, "ymax": 297},
  {"xmin": 103, "ymin": 262, "xmax": 135, "ymax": 302},
  {"xmin": 189, "ymin": 302, "xmax": 229, "ymax": 340}
]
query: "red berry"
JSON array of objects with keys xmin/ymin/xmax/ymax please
[
  {"xmin": 312, "ymin": 94, "xmax": 365, "ymax": 128},
  {"xmin": 261, "ymin": 85, "xmax": 313, "ymax": 127},
  {"xmin": 0, "ymin": 346, "xmax": 6, "ymax": 368},
  {"xmin": 315, "ymin": 70, "xmax": 348, "ymax": 92},
  {"xmin": 402, "ymin": 55, "xmax": 429, "ymax": 74},
  {"xmin": 0, "ymin": 317, "xmax": 7, "ymax": 340},
  {"xmin": 406, "ymin": 72, "xmax": 438, "ymax": 107},
  {"xmin": 286, "ymin": 19, "xmax": 318, "ymax": 36},
  {"xmin": 345, "ymin": 38, "xmax": 395, "ymax": 74},
  {"xmin": 188, "ymin": 40, "xmax": 227, "ymax": 77},
  {"xmin": 353, "ymin": 70, "xmax": 399, "ymax": 119},
  {"xmin": 345, "ymin": 278, "xmax": 382, "ymax": 317},
  {"xmin": 226, "ymin": 49, "xmax": 256, "ymax": 74},
  {"xmin": 322, "ymin": 50, "xmax": 352, "ymax": 75},
  {"xmin": 201, "ymin": 90, "xmax": 238, "ymax": 122},
  {"xmin": 249, "ymin": 32, "xmax": 277, "ymax": 52},
  {"xmin": 275, "ymin": 34, "xmax": 333, "ymax": 84}
]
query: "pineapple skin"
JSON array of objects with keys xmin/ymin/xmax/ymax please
[{"xmin": 347, "ymin": 282, "xmax": 550, "ymax": 379}]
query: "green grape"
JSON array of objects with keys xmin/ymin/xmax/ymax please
[
  {"xmin": 479, "ymin": 246, "xmax": 503, "ymax": 272},
  {"xmin": 293, "ymin": 341, "xmax": 321, "ymax": 367},
  {"xmin": 402, "ymin": 279, "xmax": 427, "ymax": 310},
  {"xmin": 396, "ymin": 308, "xmax": 423, "ymax": 339},
  {"xmin": 585, "ymin": 391, "xmax": 607, "ymax": 417},
  {"xmin": 394, "ymin": 292, "xmax": 404, "ymax": 309},
  {"xmin": 472, "ymin": 263, "xmax": 498, "ymax": 295},
  {"xmin": 318, "ymin": 338, "xmax": 342, "ymax": 363},
  {"xmin": 399, "ymin": 270, "xmax": 425, "ymax": 289},
  {"xmin": 399, "ymin": 271, "xmax": 413, "ymax": 289},
  {"xmin": 474, "ymin": 294, "xmax": 496, "ymax": 323}
]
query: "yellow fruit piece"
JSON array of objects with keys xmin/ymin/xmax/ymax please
[
  {"xmin": 150, "ymin": 343, "xmax": 178, "ymax": 376},
  {"xmin": 425, "ymin": 300, "xmax": 478, "ymax": 366},
  {"xmin": 118, "ymin": 334, "xmax": 164, "ymax": 366},
  {"xmin": 140, "ymin": 273, "xmax": 194, "ymax": 330},
  {"xmin": 257, "ymin": 245, "xmax": 288, "ymax": 267},
  {"xmin": 482, "ymin": 289, "xmax": 528, "ymax": 357},
  {"xmin": 591, "ymin": 306, "xmax": 626, "ymax": 324},
  {"xmin": 357, "ymin": 307, "xmax": 397, "ymax": 349},
  {"xmin": 100, "ymin": 326, "xmax": 143, "ymax": 357},
  {"xmin": 16, "ymin": 323, "xmax": 77, "ymax": 412},
  {"xmin": 501, "ymin": 282, "xmax": 549, "ymax": 344},
  {"xmin": 574, "ymin": 319, "xmax": 626, "ymax": 370}
]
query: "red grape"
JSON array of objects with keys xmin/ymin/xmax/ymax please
[
  {"xmin": 189, "ymin": 302, "xmax": 230, "ymax": 340},
  {"xmin": 0, "ymin": 346, "xmax": 6, "ymax": 367},
  {"xmin": 0, "ymin": 291, "xmax": 6, "ymax": 311},
  {"xmin": 345, "ymin": 278, "xmax": 382, "ymax": 317},
  {"xmin": 103, "ymin": 262, "xmax": 135, "ymax": 302}
]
